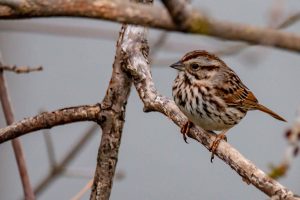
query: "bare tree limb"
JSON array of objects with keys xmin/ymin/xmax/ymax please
[
  {"xmin": 89, "ymin": 25, "xmax": 133, "ymax": 200},
  {"xmin": 120, "ymin": 24, "xmax": 299, "ymax": 200},
  {"xmin": 0, "ymin": 67, "xmax": 35, "ymax": 199},
  {"xmin": 0, "ymin": 65, "xmax": 43, "ymax": 73},
  {"xmin": 90, "ymin": 3, "xmax": 153, "ymax": 198},
  {"xmin": 0, "ymin": 105, "xmax": 100, "ymax": 143},
  {"xmin": 0, "ymin": 0, "xmax": 300, "ymax": 52}
]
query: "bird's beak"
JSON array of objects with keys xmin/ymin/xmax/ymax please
[{"xmin": 170, "ymin": 61, "xmax": 184, "ymax": 71}]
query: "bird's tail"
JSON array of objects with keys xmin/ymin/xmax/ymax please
[{"xmin": 257, "ymin": 104, "xmax": 286, "ymax": 122}]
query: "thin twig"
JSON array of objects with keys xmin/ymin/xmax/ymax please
[
  {"xmin": 71, "ymin": 179, "xmax": 93, "ymax": 200},
  {"xmin": 268, "ymin": 0, "xmax": 285, "ymax": 29},
  {"xmin": 0, "ymin": 65, "xmax": 43, "ymax": 74},
  {"xmin": 43, "ymin": 130, "xmax": 57, "ymax": 167},
  {"xmin": 0, "ymin": 64, "xmax": 35, "ymax": 199},
  {"xmin": 277, "ymin": 12, "xmax": 300, "ymax": 29},
  {"xmin": 34, "ymin": 125, "xmax": 98, "ymax": 195}
]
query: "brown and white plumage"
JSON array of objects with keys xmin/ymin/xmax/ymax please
[{"xmin": 170, "ymin": 50, "xmax": 286, "ymax": 160}]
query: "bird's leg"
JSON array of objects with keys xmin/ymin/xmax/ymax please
[
  {"xmin": 209, "ymin": 129, "xmax": 229, "ymax": 162},
  {"xmin": 180, "ymin": 121, "xmax": 193, "ymax": 143}
]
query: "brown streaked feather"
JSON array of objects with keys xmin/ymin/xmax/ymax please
[
  {"xmin": 216, "ymin": 84, "xmax": 286, "ymax": 122},
  {"xmin": 223, "ymin": 88, "xmax": 258, "ymax": 107},
  {"xmin": 216, "ymin": 79, "xmax": 258, "ymax": 107}
]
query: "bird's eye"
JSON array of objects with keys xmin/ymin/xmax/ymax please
[{"xmin": 190, "ymin": 63, "xmax": 200, "ymax": 70}]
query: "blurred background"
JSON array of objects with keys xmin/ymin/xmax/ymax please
[{"xmin": 0, "ymin": 0, "xmax": 300, "ymax": 199}]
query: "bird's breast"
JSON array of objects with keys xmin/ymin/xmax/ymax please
[{"xmin": 172, "ymin": 76, "xmax": 246, "ymax": 131}]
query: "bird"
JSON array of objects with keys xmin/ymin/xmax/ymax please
[{"xmin": 170, "ymin": 50, "xmax": 286, "ymax": 161}]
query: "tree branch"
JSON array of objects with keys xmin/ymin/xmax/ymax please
[
  {"xmin": 0, "ymin": 66, "xmax": 35, "ymax": 199},
  {"xmin": 0, "ymin": 105, "xmax": 100, "ymax": 143},
  {"xmin": 0, "ymin": 65, "xmax": 43, "ymax": 74},
  {"xmin": 277, "ymin": 12, "xmax": 300, "ymax": 29},
  {"xmin": 89, "ymin": 24, "xmax": 133, "ymax": 199},
  {"xmin": 72, "ymin": 179, "xmax": 93, "ymax": 200},
  {"xmin": 0, "ymin": 0, "xmax": 299, "ymax": 52},
  {"xmin": 120, "ymin": 25, "xmax": 300, "ymax": 200}
]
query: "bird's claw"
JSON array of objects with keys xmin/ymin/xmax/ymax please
[
  {"xmin": 209, "ymin": 134, "xmax": 227, "ymax": 163},
  {"xmin": 180, "ymin": 121, "xmax": 193, "ymax": 144}
]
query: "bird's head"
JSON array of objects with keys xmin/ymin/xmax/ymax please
[{"xmin": 170, "ymin": 50, "xmax": 227, "ymax": 80}]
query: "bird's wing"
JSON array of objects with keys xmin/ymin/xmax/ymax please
[
  {"xmin": 215, "ymin": 72, "xmax": 258, "ymax": 109},
  {"xmin": 223, "ymin": 87, "xmax": 258, "ymax": 108},
  {"xmin": 214, "ymin": 69, "xmax": 286, "ymax": 122}
]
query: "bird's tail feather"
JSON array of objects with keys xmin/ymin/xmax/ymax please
[{"xmin": 257, "ymin": 104, "xmax": 286, "ymax": 122}]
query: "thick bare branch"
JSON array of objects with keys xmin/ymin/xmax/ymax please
[
  {"xmin": 0, "ymin": 0, "xmax": 300, "ymax": 52},
  {"xmin": 90, "ymin": 25, "xmax": 133, "ymax": 200},
  {"xmin": 0, "ymin": 67, "xmax": 35, "ymax": 199},
  {"xmin": 120, "ymin": 25, "xmax": 299, "ymax": 200},
  {"xmin": 0, "ymin": 105, "xmax": 100, "ymax": 143}
]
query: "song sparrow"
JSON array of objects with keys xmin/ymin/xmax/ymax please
[{"xmin": 171, "ymin": 50, "xmax": 286, "ymax": 161}]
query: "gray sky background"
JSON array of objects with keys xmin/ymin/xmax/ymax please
[{"xmin": 0, "ymin": 0, "xmax": 300, "ymax": 199}]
